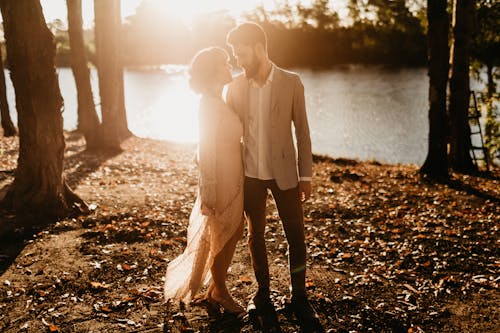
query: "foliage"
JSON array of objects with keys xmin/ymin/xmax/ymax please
[
  {"xmin": 46, "ymin": 19, "xmax": 96, "ymax": 68},
  {"xmin": 471, "ymin": 0, "xmax": 500, "ymax": 69},
  {"xmin": 471, "ymin": 0, "xmax": 500, "ymax": 165},
  {"xmin": 480, "ymin": 92, "xmax": 500, "ymax": 164},
  {"xmin": 47, "ymin": 19, "xmax": 71, "ymax": 67},
  {"xmin": 43, "ymin": 0, "xmax": 428, "ymax": 68},
  {"xmin": 39, "ymin": 0, "xmax": 496, "ymax": 71},
  {"xmin": 296, "ymin": 0, "xmax": 340, "ymax": 30},
  {"xmin": 244, "ymin": 0, "xmax": 426, "ymax": 67}
]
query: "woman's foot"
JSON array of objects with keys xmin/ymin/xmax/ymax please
[{"xmin": 209, "ymin": 288, "xmax": 245, "ymax": 318}]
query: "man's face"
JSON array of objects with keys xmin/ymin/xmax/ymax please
[{"xmin": 231, "ymin": 44, "xmax": 260, "ymax": 79}]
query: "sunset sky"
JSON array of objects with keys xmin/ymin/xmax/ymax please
[{"xmin": 40, "ymin": 0, "xmax": 349, "ymax": 28}]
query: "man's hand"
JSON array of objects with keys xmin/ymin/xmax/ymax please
[{"xmin": 299, "ymin": 180, "xmax": 312, "ymax": 203}]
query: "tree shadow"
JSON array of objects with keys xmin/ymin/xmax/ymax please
[
  {"xmin": 419, "ymin": 169, "xmax": 500, "ymax": 203},
  {"xmin": 0, "ymin": 211, "xmax": 50, "ymax": 275},
  {"xmin": 207, "ymin": 314, "xmax": 244, "ymax": 332},
  {"xmin": 64, "ymin": 148, "xmax": 122, "ymax": 189},
  {"xmin": 65, "ymin": 130, "xmax": 85, "ymax": 142},
  {"xmin": 445, "ymin": 177, "xmax": 500, "ymax": 204},
  {"xmin": 0, "ymin": 146, "xmax": 122, "ymax": 276},
  {"xmin": 197, "ymin": 304, "xmax": 245, "ymax": 333},
  {"xmin": 0, "ymin": 171, "xmax": 14, "ymax": 185},
  {"xmin": 0, "ymin": 231, "xmax": 29, "ymax": 276}
]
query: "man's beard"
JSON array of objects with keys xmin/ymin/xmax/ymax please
[{"xmin": 243, "ymin": 52, "xmax": 260, "ymax": 79}]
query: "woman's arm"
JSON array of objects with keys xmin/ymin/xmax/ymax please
[{"xmin": 198, "ymin": 101, "xmax": 218, "ymax": 214}]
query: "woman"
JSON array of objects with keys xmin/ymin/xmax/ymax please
[{"xmin": 164, "ymin": 47, "xmax": 245, "ymax": 317}]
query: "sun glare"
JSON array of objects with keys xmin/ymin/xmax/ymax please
[
  {"xmin": 40, "ymin": 0, "xmax": 349, "ymax": 29},
  {"xmin": 147, "ymin": 0, "xmax": 277, "ymax": 25}
]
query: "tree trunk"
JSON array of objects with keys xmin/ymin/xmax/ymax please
[
  {"xmin": 486, "ymin": 62, "xmax": 495, "ymax": 99},
  {"xmin": 0, "ymin": 50, "xmax": 16, "ymax": 137},
  {"xmin": 118, "ymin": 72, "xmax": 130, "ymax": 139},
  {"xmin": 94, "ymin": 0, "xmax": 131, "ymax": 151},
  {"xmin": 420, "ymin": 0, "xmax": 449, "ymax": 179},
  {"xmin": 66, "ymin": 0, "xmax": 100, "ymax": 150},
  {"xmin": 0, "ymin": 0, "xmax": 87, "ymax": 220},
  {"xmin": 449, "ymin": 0, "xmax": 476, "ymax": 173}
]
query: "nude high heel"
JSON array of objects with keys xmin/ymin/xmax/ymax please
[{"xmin": 209, "ymin": 290, "xmax": 246, "ymax": 319}]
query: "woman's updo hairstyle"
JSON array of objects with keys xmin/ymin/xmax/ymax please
[{"xmin": 189, "ymin": 47, "xmax": 229, "ymax": 95}]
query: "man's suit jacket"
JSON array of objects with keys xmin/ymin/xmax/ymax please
[{"xmin": 226, "ymin": 65, "xmax": 312, "ymax": 190}]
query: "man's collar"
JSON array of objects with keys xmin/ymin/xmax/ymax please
[{"xmin": 249, "ymin": 63, "xmax": 274, "ymax": 87}]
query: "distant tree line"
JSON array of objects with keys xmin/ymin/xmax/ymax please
[
  {"xmin": 32, "ymin": 0, "xmax": 428, "ymax": 68},
  {"xmin": 246, "ymin": 0, "xmax": 427, "ymax": 67},
  {"xmin": 18, "ymin": 0, "xmax": 497, "ymax": 72}
]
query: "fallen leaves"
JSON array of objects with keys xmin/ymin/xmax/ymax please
[
  {"xmin": 1, "ymin": 136, "xmax": 498, "ymax": 332},
  {"xmin": 90, "ymin": 281, "xmax": 108, "ymax": 290},
  {"xmin": 302, "ymin": 158, "xmax": 500, "ymax": 331},
  {"xmin": 239, "ymin": 276, "xmax": 252, "ymax": 285}
]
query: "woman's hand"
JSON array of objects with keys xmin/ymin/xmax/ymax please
[{"xmin": 201, "ymin": 203, "xmax": 215, "ymax": 216}]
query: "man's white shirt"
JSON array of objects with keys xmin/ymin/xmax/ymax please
[
  {"xmin": 244, "ymin": 65, "xmax": 311, "ymax": 182},
  {"xmin": 245, "ymin": 65, "xmax": 275, "ymax": 180}
]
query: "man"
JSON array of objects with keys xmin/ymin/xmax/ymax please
[{"xmin": 226, "ymin": 22, "xmax": 323, "ymax": 332}]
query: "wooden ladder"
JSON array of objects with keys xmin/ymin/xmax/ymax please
[{"xmin": 468, "ymin": 91, "xmax": 490, "ymax": 171}]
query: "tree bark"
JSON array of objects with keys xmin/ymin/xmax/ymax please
[
  {"xmin": 449, "ymin": 0, "xmax": 476, "ymax": 173},
  {"xmin": 94, "ymin": 0, "xmax": 131, "ymax": 150},
  {"xmin": 66, "ymin": 0, "xmax": 100, "ymax": 150},
  {"xmin": 0, "ymin": 49, "xmax": 16, "ymax": 137},
  {"xmin": 0, "ymin": 0, "xmax": 87, "ymax": 220},
  {"xmin": 420, "ymin": 0, "xmax": 450, "ymax": 179},
  {"xmin": 486, "ymin": 62, "xmax": 495, "ymax": 99}
]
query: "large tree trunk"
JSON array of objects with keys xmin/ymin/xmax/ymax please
[
  {"xmin": 0, "ymin": 50, "xmax": 16, "ymax": 137},
  {"xmin": 449, "ymin": 0, "xmax": 476, "ymax": 173},
  {"xmin": 66, "ymin": 0, "xmax": 100, "ymax": 150},
  {"xmin": 420, "ymin": 0, "xmax": 449, "ymax": 179},
  {"xmin": 0, "ymin": 0, "xmax": 87, "ymax": 220},
  {"xmin": 94, "ymin": 0, "xmax": 131, "ymax": 150}
]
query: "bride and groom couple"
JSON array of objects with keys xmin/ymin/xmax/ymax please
[{"xmin": 164, "ymin": 22, "xmax": 323, "ymax": 332}]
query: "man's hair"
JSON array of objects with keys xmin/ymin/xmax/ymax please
[{"xmin": 226, "ymin": 22, "xmax": 267, "ymax": 50}]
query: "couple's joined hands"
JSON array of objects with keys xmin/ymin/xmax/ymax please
[
  {"xmin": 202, "ymin": 180, "xmax": 311, "ymax": 216},
  {"xmin": 201, "ymin": 203, "xmax": 216, "ymax": 216}
]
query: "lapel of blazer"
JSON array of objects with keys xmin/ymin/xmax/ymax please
[
  {"xmin": 270, "ymin": 65, "xmax": 282, "ymax": 123},
  {"xmin": 271, "ymin": 64, "xmax": 281, "ymax": 112}
]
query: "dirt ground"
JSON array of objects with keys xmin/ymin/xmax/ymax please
[{"xmin": 0, "ymin": 132, "xmax": 499, "ymax": 332}]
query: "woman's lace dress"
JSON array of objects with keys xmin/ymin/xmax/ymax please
[{"xmin": 164, "ymin": 96, "xmax": 244, "ymax": 303}]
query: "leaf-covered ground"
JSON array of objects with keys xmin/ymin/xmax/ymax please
[{"xmin": 0, "ymin": 132, "xmax": 499, "ymax": 332}]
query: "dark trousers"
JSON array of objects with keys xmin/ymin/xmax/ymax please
[{"xmin": 244, "ymin": 177, "xmax": 307, "ymax": 298}]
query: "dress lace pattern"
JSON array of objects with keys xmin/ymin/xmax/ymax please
[{"xmin": 164, "ymin": 96, "xmax": 244, "ymax": 303}]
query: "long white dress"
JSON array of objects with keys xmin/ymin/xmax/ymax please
[{"xmin": 164, "ymin": 95, "xmax": 244, "ymax": 303}]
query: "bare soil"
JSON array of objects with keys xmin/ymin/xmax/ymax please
[{"xmin": 0, "ymin": 131, "xmax": 499, "ymax": 332}]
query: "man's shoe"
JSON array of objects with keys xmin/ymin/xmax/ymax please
[
  {"xmin": 290, "ymin": 295, "xmax": 325, "ymax": 333},
  {"xmin": 247, "ymin": 293, "xmax": 281, "ymax": 333}
]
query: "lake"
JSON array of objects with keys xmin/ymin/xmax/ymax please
[{"xmin": 3, "ymin": 66, "xmax": 488, "ymax": 165}]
